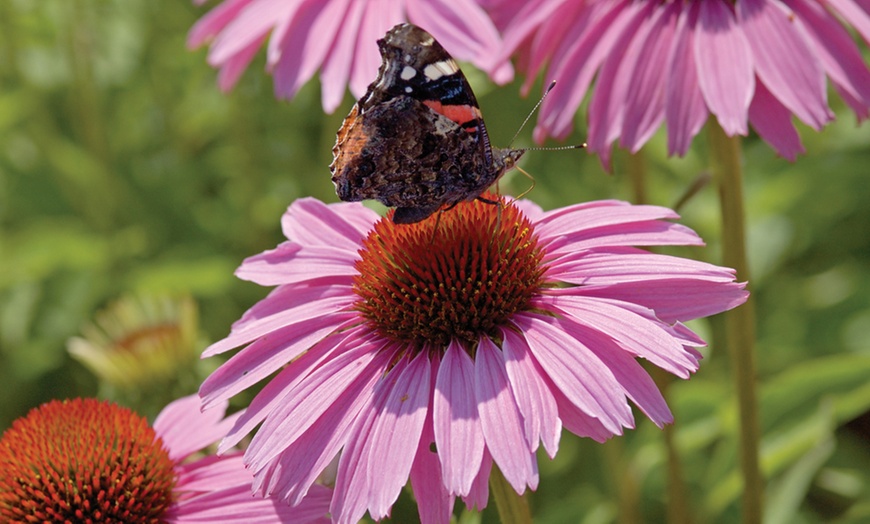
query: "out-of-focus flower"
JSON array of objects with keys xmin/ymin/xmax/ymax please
[
  {"xmin": 67, "ymin": 294, "xmax": 210, "ymax": 415},
  {"xmin": 0, "ymin": 395, "xmax": 331, "ymax": 523},
  {"xmin": 200, "ymin": 195, "xmax": 747, "ymax": 523},
  {"xmin": 497, "ymin": 0, "xmax": 870, "ymax": 166},
  {"xmin": 188, "ymin": 0, "xmax": 513, "ymax": 113}
]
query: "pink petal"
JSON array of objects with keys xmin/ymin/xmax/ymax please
[
  {"xmin": 167, "ymin": 483, "xmax": 331, "ymax": 523},
  {"xmin": 254, "ymin": 346, "xmax": 395, "ymax": 507},
  {"xmin": 349, "ymin": 1, "xmax": 405, "ymax": 98},
  {"xmin": 748, "ymin": 79, "xmax": 805, "ymax": 160},
  {"xmin": 410, "ymin": 407, "xmax": 455, "ymax": 524},
  {"xmin": 535, "ymin": 0, "xmax": 632, "ymax": 142},
  {"xmin": 501, "ymin": 329, "xmax": 561, "ymax": 457},
  {"xmin": 153, "ymin": 394, "xmax": 233, "ymax": 461},
  {"xmin": 665, "ymin": 2, "xmax": 709, "ymax": 156},
  {"xmin": 407, "ymin": 0, "xmax": 513, "ymax": 83},
  {"xmin": 785, "ymin": 0, "xmax": 870, "ymax": 119},
  {"xmin": 534, "ymin": 202, "xmax": 703, "ymax": 252},
  {"xmin": 514, "ymin": 313, "xmax": 634, "ymax": 433},
  {"xmin": 280, "ymin": 198, "xmax": 378, "ymax": 251},
  {"xmin": 207, "ymin": 0, "xmax": 288, "ymax": 65},
  {"xmin": 587, "ymin": 1, "xmax": 657, "ymax": 161},
  {"xmin": 188, "ymin": 0, "xmax": 255, "ymax": 48},
  {"xmin": 573, "ymin": 278, "xmax": 749, "ymax": 324},
  {"xmin": 737, "ymin": 0, "xmax": 832, "ymax": 129},
  {"xmin": 237, "ymin": 245, "xmax": 359, "ymax": 286},
  {"xmin": 320, "ymin": 0, "xmax": 366, "ymax": 113},
  {"xmin": 246, "ymin": 340, "xmax": 386, "ymax": 472},
  {"xmin": 365, "ymin": 353, "xmax": 432, "ymax": 519},
  {"xmin": 199, "ymin": 315, "xmax": 357, "ymax": 408},
  {"xmin": 202, "ymin": 283, "xmax": 355, "ymax": 356},
  {"xmin": 556, "ymin": 316, "xmax": 674, "ymax": 426},
  {"xmin": 619, "ymin": 2, "xmax": 679, "ymax": 152},
  {"xmin": 216, "ymin": 332, "xmax": 350, "ymax": 451},
  {"xmin": 474, "ymin": 338, "xmax": 539, "ymax": 493},
  {"xmin": 270, "ymin": 0, "xmax": 349, "ymax": 101},
  {"xmin": 545, "ymin": 248, "xmax": 740, "ymax": 286},
  {"xmin": 550, "ymin": 385, "xmax": 616, "ymax": 442},
  {"xmin": 214, "ymin": 36, "xmax": 265, "ymax": 91},
  {"xmin": 174, "ymin": 453, "xmax": 247, "ymax": 493},
  {"xmin": 826, "ymin": 0, "xmax": 870, "ymax": 45},
  {"xmin": 330, "ymin": 357, "xmax": 401, "ymax": 524},
  {"xmin": 694, "ymin": 0, "xmax": 754, "ymax": 135},
  {"xmin": 461, "ymin": 449, "xmax": 492, "ymax": 511},
  {"xmin": 433, "ymin": 341, "xmax": 485, "ymax": 496},
  {"xmin": 546, "ymin": 294, "xmax": 700, "ymax": 377}
]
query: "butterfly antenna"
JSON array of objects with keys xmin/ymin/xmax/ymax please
[{"xmin": 508, "ymin": 81, "xmax": 557, "ymax": 148}]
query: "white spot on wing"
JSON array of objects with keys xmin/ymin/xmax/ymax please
[
  {"xmin": 405, "ymin": 86, "xmax": 413, "ymax": 93},
  {"xmin": 400, "ymin": 66, "xmax": 417, "ymax": 80},
  {"xmin": 420, "ymin": 35, "xmax": 434, "ymax": 46},
  {"xmin": 424, "ymin": 59, "xmax": 458, "ymax": 81},
  {"xmin": 404, "ymin": 54, "xmax": 413, "ymax": 63}
]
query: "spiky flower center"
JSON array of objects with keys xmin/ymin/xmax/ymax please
[
  {"xmin": 0, "ymin": 398, "xmax": 175, "ymax": 523},
  {"xmin": 353, "ymin": 196, "xmax": 545, "ymax": 350}
]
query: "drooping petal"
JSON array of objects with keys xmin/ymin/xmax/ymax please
[
  {"xmin": 474, "ymin": 337, "xmax": 539, "ymax": 494},
  {"xmin": 619, "ymin": 1, "xmax": 679, "ymax": 152},
  {"xmin": 545, "ymin": 294, "xmax": 700, "ymax": 377},
  {"xmin": 514, "ymin": 313, "xmax": 634, "ymax": 434},
  {"xmin": 587, "ymin": 0, "xmax": 657, "ymax": 164},
  {"xmin": 320, "ymin": 0, "xmax": 366, "ymax": 113},
  {"xmin": 737, "ymin": 0, "xmax": 832, "ymax": 129},
  {"xmin": 281, "ymin": 198, "xmax": 380, "ymax": 252},
  {"xmin": 749, "ymin": 79, "xmax": 805, "ymax": 160},
  {"xmin": 202, "ymin": 283, "xmax": 355, "ymax": 356},
  {"xmin": 410, "ymin": 404, "xmax": 455, "ymax": 524},
  {"xmin": 665, "ymin": 2, "xmax": 709, "ymax": 156},
  {"xmin": 366, "ymin": 353, "xmax": 431, "ymax": 519},
  {"xmin": 153, "ymin": 395, "xmax": 234, "ymax": 462},
  {"xmin": 785, "ymin": 0, "xmax": 870, "ymax": 119},
  {"xmin": 501, "ymin": 329, "xmax": 561, "ymax": 457},
  {"xmin": 407, "ymin": 0, "xmax": 513, "ymax": 83},
  {"xmin": 694, "ymin": 0, "xmax": 754, "ymax": 135},
  {"xmin": 556, "ymin": 316, "xmax": 674, "ymax": 426},
  {"xmin": 434, "ymin": 341, "xmax": 485, "ymax": 496},
  {"xmin": 246, "ymin": 340, "xmax": 388, "ymax": 472}
]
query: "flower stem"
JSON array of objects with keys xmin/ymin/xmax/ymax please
[
  {"xmin": 490, "ymin": 465, "xmax": 532, "ymax": 524},
  {"xmin": 625, "ymin": 148, "xmax": 648, "ymax": 204},
  {"xmin": 707, "ymin": 122, "xmax": 762, "ymax": 524}
]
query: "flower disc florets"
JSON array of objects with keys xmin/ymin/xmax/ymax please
[
  {"xmin": 0, "ymin": 398, "xmax": 175, "ymax": 523},
  {"xmin": 353, "ymin": 196, "xmax": 545, "ymax": 349}
]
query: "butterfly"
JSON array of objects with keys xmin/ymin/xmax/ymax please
[{"xmin": 330, "ymin": 23, "xmax": 524, "ymax": 224}]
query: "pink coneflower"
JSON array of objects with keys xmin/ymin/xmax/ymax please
[
  {"xmin": 497, "ymin": 0, "xmax": 870, "ymax": 165},
  {"xmin": 0, "ymin": 395, "xmax": 330, "ymax": 523},
  {"xmin": 200, "ymin": 195, "xmax": 748, "ymax": 523},
  {"xmin": 188, "ymin": 0, "xmax": 512, "ymax": 113}
]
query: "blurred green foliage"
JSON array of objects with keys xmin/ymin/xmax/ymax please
[{"xmin": 1, "ymin": 1, "xmax": 869, "ymax": 523}]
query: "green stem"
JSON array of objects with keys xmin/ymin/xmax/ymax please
[
  {"xmin": 490, "ymin": 465, "xmax": 533, "ymax": 524},
  {"xmin": 707, "ymin": 122, "xmax": 763, "ymax": 524},
  {"xmin": 625, "ymin": 148, "xmax": 648, "ymax": 205}
]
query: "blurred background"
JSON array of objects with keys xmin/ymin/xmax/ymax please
[{"xmin": 1, "ymin": 1, "xmax": 869, "ymax": 522}]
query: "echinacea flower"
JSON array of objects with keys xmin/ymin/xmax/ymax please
[
  {"xmin": 188, "ymin": 0, "xmax": 513, "ymax": 113},
  {"xmin": 497, "ymin": 0, "xmax": 870, "ymax": 165},
  {"xmin": 0, "ymin": 395, "xmax": 330, "ymax": 523},
  {"xmin": 200, "ymin": 195, "xmax": 748, "ymax": 523},
  {"xmin": 67, "ymin": 294, "xmax": 208, "ymax": 414}
]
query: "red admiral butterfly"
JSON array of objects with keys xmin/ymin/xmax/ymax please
[{"xmin": 330, "ymin": 23, "xmax": 525, "ymax": 224}]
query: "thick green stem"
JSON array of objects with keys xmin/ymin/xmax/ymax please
[
  {"xmin": 490, "ymin": 465, "xmax": 533, "ymax": 524},
  {"xmin": 707, "ymin": 123, "xmax": 763, "ymax": 524}
]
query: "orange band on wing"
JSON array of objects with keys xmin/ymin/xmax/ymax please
[{"xmin": 423, "ymin": 100, "xmax": 482, "ymax": 127}]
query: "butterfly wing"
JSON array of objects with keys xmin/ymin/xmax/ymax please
[{"xmin": 330, "ymin": 23, "xmax": 503, "ymax": 223}]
